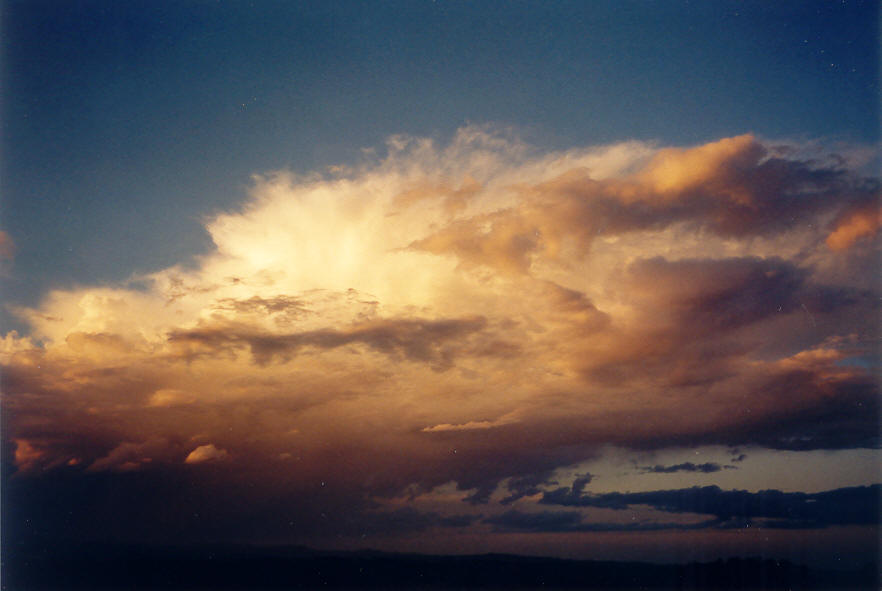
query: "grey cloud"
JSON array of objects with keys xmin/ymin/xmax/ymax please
[
  {"xmin": 640, "ymin": 462, "xmax": 725, "ymax": 474},
  {"xmin": 499, "ymin": 471, "xmax": 558, "ymax": 505},
  {"xmin": 355, "ymin": 507, "xmax": 483, "ymax": 536},
  {"xmin": 623, "ymin": 256, "xmax": 808, "ymax": 333},
  {"xmin": 540, "ymin": 484, "xmax": 881, "ymax": 528},
  {"xmin": 571, "ymin": 474, "xmax": 593, "ymax": 494},
  {"xmin": 212, "ymin": 295, "xmax": 310, "ymax": 326},
  {"xmin": 484, "ymin": 510, "xmax": 716, "ymax": 533},
  {"xmin": 168, "ymin": 315, "xmax": 490, "ymax": 369}
]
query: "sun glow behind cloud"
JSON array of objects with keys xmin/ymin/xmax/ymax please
[{"xmin": 2, "ymin": 127, "xmax": 878, "ymax": 551}]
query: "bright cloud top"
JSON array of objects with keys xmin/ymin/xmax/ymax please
[{"xmin": 2, "ymin": 127, "xmax": 878, "ymax": 543}]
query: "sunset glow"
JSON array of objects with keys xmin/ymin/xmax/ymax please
[{"xmin": 2, "ymin": 1, "xmax": 879, "ymax": 587}]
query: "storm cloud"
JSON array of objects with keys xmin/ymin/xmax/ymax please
[{"xmin": 2, "ymin": 128, "xmax": 878, "ymax": 549}]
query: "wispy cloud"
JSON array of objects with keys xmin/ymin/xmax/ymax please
[{"xmin": 640, "ymin": 462, "xmax": 732, "ymax": 474}]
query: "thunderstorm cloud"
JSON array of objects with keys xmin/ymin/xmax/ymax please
[{"xmin": 2, "ymin": 128, "xmax": 879, "ymax": 547}]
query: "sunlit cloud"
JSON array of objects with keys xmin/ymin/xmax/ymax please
[
  {"xmin": 826, "ymin": 201, "xmax": 881, "ymax": 251},
  {"xmin": 422, "ymin": 410, "xmax": 523, "ymax": 432},
  {"xmin": 2, "ymin": 127, "xmax": 878, "ymax": 546},
  {"xmin": 184, "ymin": 444, "xmax": 229, "ymax": 464}
]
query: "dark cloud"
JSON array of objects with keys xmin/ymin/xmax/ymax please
[
  {"xmin": 623, "ymin": 256, "xmax": 808, "ymax": 333},
  {"xmin": 212, "ymin": 295, "xmax": 311, "ymax": 326},
  {"xmin": 484, "ymin": 510, "xmax": 717, "ymax": 533},
  {"xmin": 723, "ymin": 371, "xmax": 880, "ymax": 451},
  {"xmin": 540, "ymin": 484, "xmax": 881, "ymax": 529},
  {"xmin": 1, "ymin": 458, "xmax": 487, "ymax": 549},
  {"xmin": 499, "ymin": 471, "xmax": 558, "ymax": 505},
  {"xmin": 485, "ymin": 509, "xmax": 583, "ymax": 532},
  {"xmin": 641, "ymin": 462, "xmax": 726, "ymax": 474},
  {"xmin": 168, "ymin": 315, "xmax": 492, "ymax": 369},
  {"xmin": 572, "ymin": 252, "xmax": 877, "ymax": 392},
  {"xmin": 571, "ymin": 474, "xmax": 592, "ymax": 494},
  {"xmin": 354, "ymin": 507, "xmax": 483, "ymax": 536}
]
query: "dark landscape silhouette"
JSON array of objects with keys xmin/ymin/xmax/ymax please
[{"xmin": 2, "ymin": 541, "xmax": 877, "ymax": 590}]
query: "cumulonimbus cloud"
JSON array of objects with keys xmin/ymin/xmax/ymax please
[{"xmin": 1, "ymin": 127, "xmax": 878, "ymax": 545}]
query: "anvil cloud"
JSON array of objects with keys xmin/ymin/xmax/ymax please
[{"xmin": 2, "ymin": 128, "xmax": 879, "ymax": 550}]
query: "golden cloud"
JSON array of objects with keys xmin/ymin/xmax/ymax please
[{"xmin": 2, "ymin": 128, "xmax": 877, "ymax": 544}]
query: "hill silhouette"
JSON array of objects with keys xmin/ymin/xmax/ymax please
[{"xmin": 2, "ymin": 541, "xmax": 877, "ymax": 590}]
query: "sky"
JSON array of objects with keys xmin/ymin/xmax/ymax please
[{"xmin": 1, "ymin": 0, "xmax": 880, "ymax": 572}]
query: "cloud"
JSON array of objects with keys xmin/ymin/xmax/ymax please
[
  {"xmin": 1, "ymin": 127, "xmax": 878, "ymax": 547},
  {"xmin": 540, "ymin": 484, "xmax": 881, "ymax": 529},
  {"xmin": 168, "ymin": 315, "xmax": 492, "ymax": 370},
  {"xmin": 485, "ymin": 509, "xmax": 718, "ymax": 533},
  {"xmin": 408, "ymin": 134, "xmax": 876, "ymax": 275},
  {"xmin": 354, "ymin": 507, "xmax": 483, "ymax": 535},
  {"xmin": 826, "ymin": 200, "xmax": 881, "ymax": 251},
  {"xmin": 13, "ymin": 439, "xmax": 44, "ymax": 473},
  {"xmin": 184, "ymin": 444, "xmax": 229, "ymax": 464},
  {"xmin": 423, "ymin": 410, "xmax": 522, "ymax": 432},
  {"xmin": 88, "ymin": 439, "xmax": 173, "ymax": 472},
  {"xmin": 486, "ymin": 509, "xmax": 584, "ymax": 532},
  {"xmin": 497, "ymin": 470, "xmax": 559, "ymax": 506},
  {"xmin": 148, "ymin": 389, "xmax": 196, "ymax": 407},
  {"xmin": 641, "ymin": 463, "xmax": 728, "ymax": 474}
]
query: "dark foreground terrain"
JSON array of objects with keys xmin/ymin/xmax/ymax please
[{"xmin": 2, "ymin": 542, "xmax": 877, "ymax": 590}]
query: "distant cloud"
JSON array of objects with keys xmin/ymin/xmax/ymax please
[
  {"xmin": 355, "ymin": 507, "xmax": 483, "ymax": 535},
  {"xmin": 486, "ymin": 509, "xmax": 583, "ymax": 532},
  {"xmin": 148, "ymin": 389, "xmax": 195, "ymax": 407},
  {"xmin": 498, "ymin": 470, "xmax": 560, "ymax": 505},
  {"xmin": 185, "ymin": 444, "xmax": 229, "ymax": 464},
  {"xmin": 641, "ymin": 462, "xmax": 726, "ymax": 474},
  {"xmin": 540, "ymin": 484, "xmax": 881, "ymax": 529},
  {"xmin": 12, "ymin": 439, "xmax": 44, "ymax": 473},
  {"xmin": 423, "ymin": 411, "xmax": 522, "ymax": 432},
  {"xmin": 485, "ymin": 509, "xmax": 717, "ymax": 533},
  {"xmin": 88, "ymin": 439, "xmax": 172, "ymax": 473}
]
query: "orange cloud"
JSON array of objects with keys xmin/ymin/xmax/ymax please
[
  {"xmin": 826, "ymin": 202, "xmax": 881, "ymax": 251},
  {"xmin": 13, "ymin": 439, "xmax": 44, "ymax": 472},
  {"xmin": 184, "ymin": 444, "xmax": 229, "ymax": 464},
  {"xmin": 87, "ymin": 439, "xmax": 172, "ymax": 472},
  {"xmin": 1, "ymin": 128, "xmax": 877, "ymax": 547},
  {"xmin": 422, "ymin": 410, "xmax": 523, "ymax": 432},
  {"xmin": 639, "ymin": 133, "xmax": 763, "ymax": 200}
]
